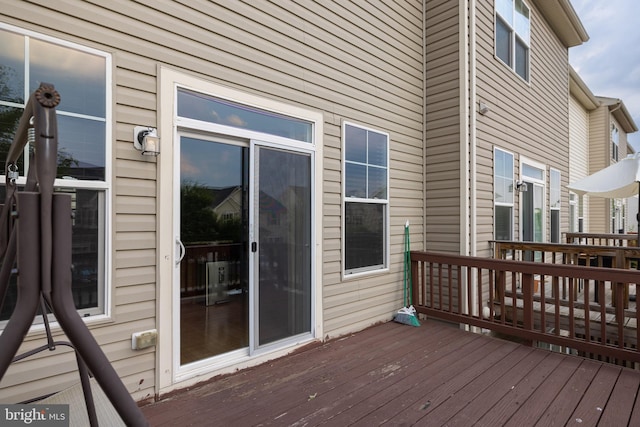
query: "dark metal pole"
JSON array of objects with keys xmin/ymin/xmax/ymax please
[
  {"xmin": 51, "ymin": 191, "xmax": 147, "ymax": 426},
  {"xmin": 0, "ymin": 193, "xmax": 41, "ymax": 380}
]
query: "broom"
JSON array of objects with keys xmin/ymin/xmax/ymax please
[{"xmin": 393, "ymin": 221, "xmax": 420, "ymax": 327}]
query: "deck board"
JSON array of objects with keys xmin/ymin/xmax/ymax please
[
  {"xmin": 568, "ymin": 364, "xmax": 618, "ymax": 425},
  {"xmin": 141, "ymin": 319, "xmax": 640, "ymax": 426},
  {"xmin": 598, "ymin": 368, "xmax": 640, "ymax": 426}
]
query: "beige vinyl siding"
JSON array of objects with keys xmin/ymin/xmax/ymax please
[
  {"xmin": 474, "ymin": 0, "xmax": 571, "ymax": 253},
  {"xmin": 425, "ymin": 0, "xmax": 462, "ymax": 254},
  {"xmin": 569, "ymin": 95, "xmax": 590, "ymax": 230},
  {"xmin": 569, "ymin": 97, "xmax": 589, "ymax": 183},
  {"xmin": 588, "ymin": 107, "xmax": 609, "ymax": 232},
  {"xmin": 0, "ymin": 0, "xmax": 424, "ymax": 401}
]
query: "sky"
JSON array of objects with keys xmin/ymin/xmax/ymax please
[{"xmin": 568, "ymin": 0, "xmax": 640, "ymax": 151}]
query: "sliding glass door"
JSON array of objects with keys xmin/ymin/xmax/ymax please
[{"xmin": 177, "ymin": 136, "xmax": 312, "ymax": 366}]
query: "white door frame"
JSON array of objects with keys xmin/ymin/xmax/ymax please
[
  {"xmin": 157, "ymin": 66, "xmax": 323, "ymax": 394},
  {"xmin": 519, "ymin": 156, "xmax": 547, "ymax": 244}
]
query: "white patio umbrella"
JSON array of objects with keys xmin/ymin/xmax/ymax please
[{"xmin": 567, "ymin": 152, "xmax": 640, "ymax": 238}]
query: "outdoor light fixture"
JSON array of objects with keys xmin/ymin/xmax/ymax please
[
  {"xmin": 478, "ymin": 101, "xmax": 490, "ymax": 115},
  {"xmin": 133, "ymin": 126, "xmax": 160, "ymax": 156},
  {"xmin": 515, "ymin": 180, "xmax": 528, "ymax": 193}
]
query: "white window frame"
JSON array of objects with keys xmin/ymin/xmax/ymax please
[
  {"xmin": 0, "ymin": 23, "xmax": 113, "ymax": 328},
  {"xmin": 342, "ymin": 121, "xmax": 390, "ymax": 278},
  {"xmin": 494, "ymin": 147, "xmax": 515, "ymax": 241},
  {"xmin": 611, "ymin": 123, "xmax": 619, "ymax": 162},
  {"xmin": 495, "ymin": 0, "xmax": 531, "ymax": 82}
]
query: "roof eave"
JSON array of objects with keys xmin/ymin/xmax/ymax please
[
  {"xmin": 597, "ymin": 97, "xmax": 639, "ymax": 134},
  {"xmin": 533, "ymin": 0, "xmax": 589, "ymax": 47},
  {"xmin": 569, "ymin": 67, "xmax": 599, "ymax": 110}
]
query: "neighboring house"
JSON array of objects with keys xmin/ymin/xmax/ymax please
[
  {"xmin": 0, "ymin": 1, "xmax": 425, "ymax": 402},
  {"xmin": 0, "ymin": 0, "xmax": 634, "ymax": 407},
  {"xmin": 587, "ymin": 97, "xmax": 637, "ymax": 233},
  {"xmin": 426, "ymin": 0, "xmax": 588, "ymax": 261},
  {"xmin": 568, "ymin": 70, "xmax": 638, "ymax": 234}
]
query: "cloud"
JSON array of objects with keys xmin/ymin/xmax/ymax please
[{"xmin": 569, "ymin": 0, "xmax": 640, "ymax": 150}]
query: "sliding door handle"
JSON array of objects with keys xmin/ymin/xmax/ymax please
[{"xmin": 176, "ymin": 238, "xmax": 185, "ymax": 265}]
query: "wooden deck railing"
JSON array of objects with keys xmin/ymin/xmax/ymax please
[
  {"xmin": 565, "ymin": 232, "xmax": 638, "ymax": 247},
  {"xmin": 492, "ymin": 240, "xmax": 640, "ymax": 269},
  {"xmin": 491, "ymin": 240, "xmax": 640, "ymax": 305},
  {"xmin": 411, "ymin": 251, "xmax": 640, "ymax": 365}
]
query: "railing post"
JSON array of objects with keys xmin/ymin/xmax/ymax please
[
  {"xmin": 522, "ymin": 272, "xmax": 534, "ymax": 346},
  {"xmin": 613, "ymin": 249, "xmax": 629, "ymax": 308},
  {"xmin": 411, "ymin": 252, "xmax": 419, "ymax": 308}
]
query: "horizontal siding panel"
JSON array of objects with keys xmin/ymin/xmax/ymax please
[
  {"xmin": 91, "ymin": 318, "xmax": 156, "ymax": 345},
  {"xmin": 324, "ymin": 311, "xmax": 391, "ymax": 340},
  {"xmin": 116, "ymin": 158, "xmax": 157, "ymax": 180},
  {"xmin": 115, "ymin": 177, "xmax": 156, "ymax": 197},
  {"xmin": 114, "ymin": 265, "xmax": 156, "ymax": 287},
  {"xmin": 322, "ymin": 201, "xmax": 342, "ymax": 216},
  {"xmin": 114, "ymin": 300, "xmax": 155, "ymax": 324},
  {"xmin": 115, "ymin": 249, "xmax": 157, "ymax": 269},
  {"xmin": 324, "ymin": 289, "xmax": 399, "ymax": 320},
  {"xmin": 116, "ymin": 214, "xmax": 156, "ymax": 233},
  {"xmin": 116, "ymin": 85, "xmax": 156, "ymax": 111},
  {"xmin": 113, "ymin": 280, "xmax": 156, "ymax": 304},
  {"xmin": 125, "ymin": 369, "xmax": 155, "ymax": 402},
  {"xmin": 116, "ymin": 104, "xmax": 156, "ymax": 128},
  {"xmin": 390, "ymin": 207, "xmax": 423, "ymax": 219},
  {"xmin": 114, "ymin": 231, "xmax": 156, "ymax": 251},
  {"xmin": 116, "ymin": 195, "xmax": 156, "ymax": 215},
  {"xmin": 116, "ymin": 66, "xmax": 157, "ymax": 93}
]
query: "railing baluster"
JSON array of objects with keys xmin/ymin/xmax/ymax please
[
  {"xmin": 540, "ymin": 274, "xmax": 546, "ymax": 333},
  {"xmin": 477, "ymin": 267, "xmax": 483, "ymax": 318},
  {"xmin": 568, "ymin": 277, "xmax": 575, "ymax": 339},
  {"xmin": 448, "ymin": 263, "xmax": 453, "ymax": 313},
  {"xmin": 457, "ymin": 265, "xmax": 463, "ymax": 315},
  {"xmin": 512, "ymin": 271, "xmax": 517, "ymax": 328}
]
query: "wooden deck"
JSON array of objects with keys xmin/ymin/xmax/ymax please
[{"xmin": 141, "ymin": 319, "xmax": 640, "ymax": 426}]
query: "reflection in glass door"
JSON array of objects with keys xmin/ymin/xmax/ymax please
[
  {"xmin": 254, "ymin": 145, "xmax": 312, "ymax": 347},
  {"xmin": 179, "ymin": 136, "xmax": 249, "ymax": 365},
  {"xmin": 522, "ymin": 181, "xmax": 544, "ymax": 262}
]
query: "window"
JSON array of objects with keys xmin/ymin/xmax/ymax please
[
  {"xmin": 611, "ymin": 123, "xmax": 619, "ymax": 161},
  {"xmin": 550, "ymin": 169, "xmax": 560, "ymax": 243},
  {"xmin": 494, "ymin": 148, "xmax": 514, "ymax": 240},
  {"xmin": 495, "ymin": 0, "xmax": 530, "ymax": 81},
  {"xmin": 343, "ymin": 122, "xmax": 388, "ymax": 275},
  {"xmin": 0, "ymin": 24, "xmax": 111, "ymax": 323},
  {"xmin": 178, "ymin": 88, "xmax": 312, "ymax": 143}
]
